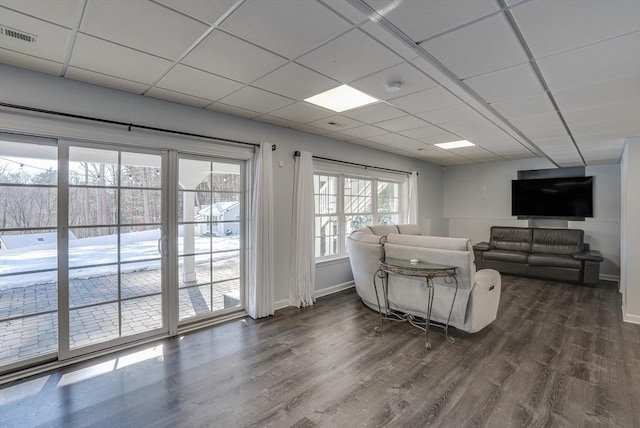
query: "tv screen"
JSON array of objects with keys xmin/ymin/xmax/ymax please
[{"xmin": 511, "ymin": 176, "xmax": 594, "ymax": 218}]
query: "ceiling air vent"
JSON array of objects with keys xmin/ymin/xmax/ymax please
[{"xmin": 0, "ymin": 25, "xmax": 38, "ymax": 43}]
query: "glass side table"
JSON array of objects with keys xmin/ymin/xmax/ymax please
[{"xmin": 373, "ymin": 257, "xmax": 459, "ymax": 350}]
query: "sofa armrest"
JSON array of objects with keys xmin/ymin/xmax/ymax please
[
  {"xmin": 473, "ymin": 268, "xmax": 501, "ymax": 293},
  {"xmin": 573, "ymin": 250, "xmax": 604, "ymax": 262},
  {"xmin": 473, "ymin": 241, "xmax": 491, "ymax": 252}
]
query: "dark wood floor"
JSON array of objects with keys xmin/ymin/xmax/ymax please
[{"xmin": 1, "ymin": 275, "xmax": 639, "ymax": 427}]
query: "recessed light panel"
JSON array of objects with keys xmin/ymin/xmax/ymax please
[
  {"xmin": 304, "ymin": 85, "xmax": 379, "ymax": 112},
  {"xmin": 434, "ymin": 140, "xmax": 475, "ymax": 149}
]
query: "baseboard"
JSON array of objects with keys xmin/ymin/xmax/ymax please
[
  {"xmin": 274, "ymin": 281, "xmax": 355, "ymax": 311},
  {"xmin": 622, "ymin": 305, "xmax": 640, "ymax": 324},
  {"xmin": 600, "ymin": 274, "xmax": 620, "ymax": 282},
  {"xmin": 314, "ymin": 281, "xmax": 355, "ymax": 299}
]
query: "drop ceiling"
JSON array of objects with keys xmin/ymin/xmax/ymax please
[{"xmin": 0, "ymin": 0, "xmax": 638, "ymax": 166}]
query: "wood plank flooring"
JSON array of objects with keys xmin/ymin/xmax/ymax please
[{"xmin": 1, "ymin": 275, "xmax": 639, "ymax": 427}]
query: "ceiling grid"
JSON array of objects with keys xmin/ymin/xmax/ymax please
[{"xmin": 0, "ymin": 0, "xmax": 637, "ymax": 166}]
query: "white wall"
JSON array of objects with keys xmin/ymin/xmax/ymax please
[
  {"xmin": 621, "ymin": 137, "xmax": 640, "ymax": 323},
  {"xmin": 0, "ymin": 65, "xmax": 445, "ymax": 304},
  {"xmin": 444, "ymin": 157, "xmax": 621, "ymax": 279}
]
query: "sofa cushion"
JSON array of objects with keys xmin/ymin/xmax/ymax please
[
  {"xmin": 532, "ymin": 228, "xmax": 583, "ymax": 255},
  {"xmin": 367, "ymin": 225, "xmax": 400, "ymax": 236},
  {"xmin": 349, "ymin": 231, "xmax": 386, "ymax": 245},
  {"xmin": 483, "ymin": 250, "xmax": 529, "ymax": 264},
  {"xmin": 490, "ymin": 227, "xmax": 533, "ymax": 252},
  {"xmin": 528, "ymin": 253, "xmax": 582, "ymax": 269},
  {"xmin": 396, "ymin": 224, "xmax": 421, "ymax": 235},
  {"xmin": 387, "ymin": 234, "xmax": 470, "ymax": 251}
]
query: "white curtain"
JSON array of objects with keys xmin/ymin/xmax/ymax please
[
  {"xmin": 248, "ymin": 142, "xmax": 274, "ymax": 319},
  {"xmin": 289, "ymin": 151, "xmax": 315, "ymax": 307},
  {"xmin": 408, "ymin": 171, "xmax": 419, "ymax": 224}
]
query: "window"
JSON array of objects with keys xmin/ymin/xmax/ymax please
[{"xmin": 314, "ymin": 172, "xmax": 404, "ymax": 259}]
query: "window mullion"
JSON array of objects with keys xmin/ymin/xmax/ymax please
[{"xmin": 338, "ymin": 174, "xmax": 345, "ymax": 256}]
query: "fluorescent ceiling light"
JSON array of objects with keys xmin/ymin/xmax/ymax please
[
  {"xmin": 304, "ymin": 85, "xmax": 379, "ymax": 112},
  {"xmin": 434, "ymin": 140, "xmax": 475, "ymax": 149}
]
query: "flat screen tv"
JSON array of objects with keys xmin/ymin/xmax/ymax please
[{"xmin": 511, "ymin": 176, "xmax": 594, "ymax": 218}]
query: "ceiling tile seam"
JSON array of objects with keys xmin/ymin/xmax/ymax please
[
  {"xmin": 197, "ymin": 25, "xmax": 359, "ymax": 110},
  {"xmin": 0, "ymin": 5, "xmax": 75, "ymax": 30},
  {"xmin": 0, "ymin": 46, "xmax": 64, "ymax": 67},
  {"xmin": 498, "ymin": 0, "xmax": 586, "ymax": 166},
  {"xmin": 414, "ymin": 4, "xmax": 507, "ymax": 45},
  {"xmin": 317, "ymin": 0, "xmax": 369, "ymax": 26},
  {"xmin": 59, "ymin": 65, "xmax": 149, "ymax": 91},
  {"xmin": 345, "ymin": 0, "xmax": 551, "ymax": 163},
  {"xmin": 140, "ymin": 0, "xmax": 248, "ymax": 96},
  {"xmin": 60, "ymin": 0, "xmax": 88, "ymax": 78}
]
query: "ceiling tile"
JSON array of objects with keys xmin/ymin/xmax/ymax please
[
  {"xmin": 553, "ymin": 74, "xmax": 640, "ymax": 112},
  {"xmin": 145, "ymin": 87, "xmax": 210, "ymax": 108},
  {"xmin": 341, "ymin": 102, "xmax": 406, "ymax": 123},
  {"xmin": 568, "ymin": 116, "xmax": 640, "ymax": 139},
  {"xmin": 182, "ymin": 30, "xmax": 287, "ymax": 83},
  {"xmin": 417, "ymin": 132, "xmax": 461, "ymax": 145},
  {"xmin": 523, "ymin": 127, "xmax": 570, "ymax": 140},
  {"xmin": 153, "ymin": 0, "xmax": 237, "ymax": 25},
  {"xmin": 389, "ymin": 86, "xmax": 461, "ymax": 114},
  {"xmin": 156, "ymin": 64, "xmax": 243, "ymax": 101},
  {"xmin": 253, "ymin": 115, "xmax": 298, "ymax": 128},
  {"xmin": 0, "ymin": 0, "xmax": 83, "ymax": 28},
  {"xmin": 0, "ymin": 7, "xmax": 72, "ymax": 62},
  {"xmin": 336, "ymin": 125, "xmax": 387, "ymax": 139},
  {"xmin": 349, "ymin": 62, "xmax": 437, "ymax": 101},
  {"xmin": 66, "ymin": 67, "xmax": 148, "ymax": 93},
  {"xmin": 510, "ymin": 112, "xmax": 564, "ymax": 130},
  {"xmin": 217, "ymin": 86, "xmax": 295, "ymax": 114},
  {"xmin": 366, "ymin": 133, "xmax": 420, "ymax": 147},
  {"xmin": 359, "ymin": 20, "xmax": 420, "ymax": 61},
  {"xmin": 70, "ymin": 34, "xmax": 173, "ymax": 84},
  {"xmin": 464, "ymin": 63, "xmax": 544, "ymax": 103},
  {"xmin": 297, "ymin": 29, "xmax": 403, "ymax": 83},
  {"xmin": 563, "ymin": 99, "xmax": 640, "ymax": 127},
  {"xmin": 398, "ymin": 125, "xmax": 450, "ymax": 139},
  {"xmin": 323, "ymin": 132, "xmax": 356, "ymax": 141},
  {"xmin": 416, "ymin": 104, "xmax": 480, "ymax": 125},
  {"xmin": 537, "ymin": 32, "xmax": 640, "ymax": 90},
  {"xmin": 512, "ymin": 0, "xmax": 640, "ymax": 58},
  {"xmin": 291, "ymin": 124, "xmax": 330, "ymax": 135},
  {"xmin": 320, "ymin": 0, "xmax": 368, "ymax": 24},
  {"xmin": 305, "ymin": 115, "xmax": 363, "ymax": 131},
  {"xmin": 0, "ymin": 48, "xmax": 62, "ymax": 75},
  {"xmin": 375, "ymin": 115, "xmax": 429, "ymax": 132},
  {"xmin": 252, "ymin": 63, "xmax": 339, "ymax": 101},
  {"xmin": 364, "ymin": 0, "xmax": 500, "ymax": 42},
  {"xmin": 219, "ymin": 0, "xmax": 351, "ymax": 59},
  {"xmin": 490, "ymin": 92, "xmax": 555, "ymax": 119},
  {"xmin": 80, "ymin": 0, "xmax": 208, "ymax": 60},
  {"xmin": 205, "ymin": 103, "xmax": 260, "ymax": 119},
  {"xmin": 268, "ymin": 102, "xmax": 333, "ymax": 123},
  {"xmin": 420, "ymin": 14, "xmax": 528, "ymax": 79}
]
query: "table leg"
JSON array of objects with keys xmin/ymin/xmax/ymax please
[
  {"xmin": 373, "ymin": 269, "xmax": 385, "ymax": 333},
  {"xmin": 444, "ymin": 276, "xmax": 459, "ymax": 344},
  {"xmin": 425, "ymin": 277, "xmax": 434, "ymax": 350}
]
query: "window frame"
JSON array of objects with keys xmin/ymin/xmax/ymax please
[{"xmin": 313, "ymin": 167, "xmax": 407, "ymax": 262}]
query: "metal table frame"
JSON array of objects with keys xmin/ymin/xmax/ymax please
[{"xmin": 373, "ymin": 257, "xmax": 459, "ymax": 349}]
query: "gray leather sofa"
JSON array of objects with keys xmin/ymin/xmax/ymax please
[{"xmin": 473, "ymin": 226, "xmax": 604, "ymax": 285}]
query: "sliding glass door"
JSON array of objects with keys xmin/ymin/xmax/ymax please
[
  {"xmin": 177, "ymin": 156, "xmax": 243, "ymax": 323},
  {"xmin": 0, "ymin": 137, "xmax": 59, "ymax": 369},
  {"xmin": 0, "ymin": 136, "xmax": 247, "ymax": 373},
  {"xmin": 60, "ymin": 143, "xmax": 168, "ymax": 358}
]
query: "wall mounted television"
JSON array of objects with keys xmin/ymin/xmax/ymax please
[{"xmin": 511, "ymin": 176, "xmax": 594, "ymax": 219}]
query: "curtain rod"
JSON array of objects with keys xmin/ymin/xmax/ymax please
[
  {"xmin": 294, "ymin": 150, "xmax": 416, "ymax": 175},
  {"xmin": 0, "ymin": 102, "xmax": 276, "ymax": 151}
]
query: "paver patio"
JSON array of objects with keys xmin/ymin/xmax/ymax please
[{"xmin": 0, "ymin": 261, "xmax": 240, "ymax": 366}]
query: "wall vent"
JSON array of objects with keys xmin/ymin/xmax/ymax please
[{"xmin": 0, "ymin": 26, "xmax": 38, "ymax": 43}]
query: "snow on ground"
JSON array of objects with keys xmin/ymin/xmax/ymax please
[{"xmin": 0, "ymin": 230, "xmax": 240, "ymax": 290}]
